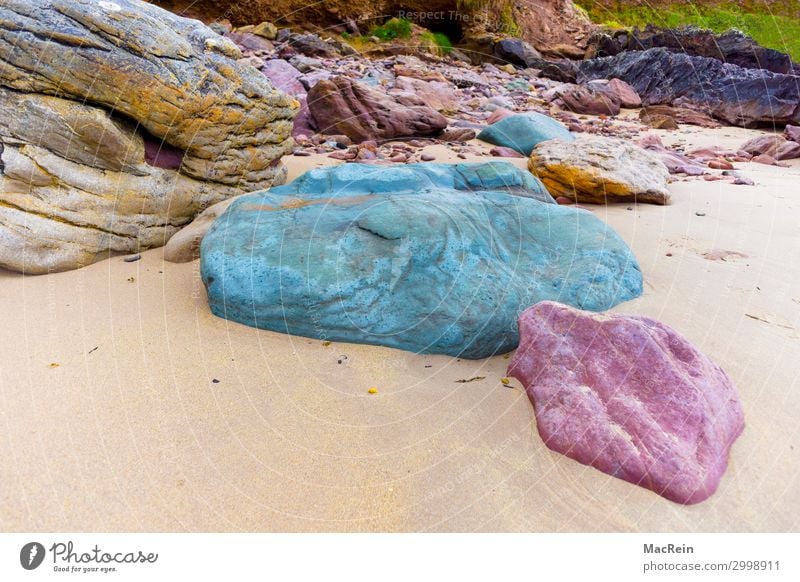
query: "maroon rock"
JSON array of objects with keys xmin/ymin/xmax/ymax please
[
  {"xmin": 143, "ymin": 133, "xmax": 184, "ymax": 170},
  {"xmin": 739, "ymin": 135, "xmax": 800, "ymax": 161},
  {"xmin": 291, "ymin": 97, "xmax": 317, "ymax": 138},
  {"xmin": 307, "ymin": 76, "xmax": 448, "ymax": 143},
  {"xmin": 489, "ymin": 146, "xmax": 525, "ymax": 158},
  {"xmin": 586, "ymin": 78, "xmax": 641, "ymax": 108},
  {"xmin": 785, "ymin": 125, "xmax": 800, "ymax": 143},
  {"xmin": 508, "ymin": 301, "xmax": 744, "ymax": 505},
  {"xmin": 550, "ymin": 83, "xmax": 621, "ymax": 116}
]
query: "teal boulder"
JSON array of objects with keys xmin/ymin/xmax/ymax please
[
  {"xmin": 477, "ymin": 112, "xmax": 574, "ymax": 155},
  {"xmin": 201, "ymin": 162, "xmax": 642, "ymax": 358}
]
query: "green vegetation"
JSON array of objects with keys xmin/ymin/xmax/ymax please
[
  {"xmin": 577, "ymin": 2, "xmax": 800, "ymax": 61},
  {"xmin": 369, "ymin": 17, "xmax": 413, "ymax": 41},
  {"xmin": 421, "ymin": 31, "xmax": 454, "ymax": 55}
]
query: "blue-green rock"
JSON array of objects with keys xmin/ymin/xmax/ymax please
[
  {"xmin": 477, "ymin": 112, "xmax": 574, "ymax": 155},
  {"xmin": 201, "ymin": 162, "xmax": 642, "ymax": 359}
]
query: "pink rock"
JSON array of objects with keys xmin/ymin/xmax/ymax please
[
  {"xmin": 392, "ymin": 76, "xmax": 458, "ymax": 113},
  {"xmin": 261, "ymin": 59, "xmax": 306, "ymax": 97},
  {"xmin": 708, "ymin": 159, "xmax": 734, "ymax": 170},
  {"xmin": 549, "ymin": 83, "xmax": 621, "ymax": 116},
  {"xmin": 785, "ymin": 124, "xmax": 800, "ymax": 143},
  {"xmin": 637, "ymin": 135, "xmax": 705, "ymax": 175},
  {"xmin": 508, "ymin": 301, "xmax": 744, "ymax": 505},
  {"xmin": 489, "ymin": 146, "xmax": 525, "ymax": 158},
  {"xmin": 486, "ymin": 108, "xmax": 515, "ymax": 124},
  {"xmin": 739, "ymin": 134, "xmax": 800, "ymax": 160},
  {"xmin": 587, "ymin": 78, "xmax": 642, "ymax": 108}
]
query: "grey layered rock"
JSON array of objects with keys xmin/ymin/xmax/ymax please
[{"xmin": 0, "ymin": 0, "xmax": 297, "ymax": 273}]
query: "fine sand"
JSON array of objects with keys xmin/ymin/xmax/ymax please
[{"xmin": 1, "ymin": 124, "xmax": 798, "ymax": 532}]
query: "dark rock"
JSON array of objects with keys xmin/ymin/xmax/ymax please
[
  {"xmin": 578, "ymin": 48, "xmax": 800, "ymax": 128},
  {"xmin": 287, "ymin": 33, "xmax": 339, "ymax": 58},
  {"xmin": 508, "ymin": 301, "xmax": 745, "ymax": 505},
  {"xmin": 493, "ymin": 39, "xmax": 542, "ymax": 68},
  {"xmin": 629, "ymin": 26, "xmax": 794, "ymax": 75}
]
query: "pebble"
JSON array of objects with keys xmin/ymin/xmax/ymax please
[{"xmin": 420, "ymin": 154, "xmax": 436, "ymax": 161}]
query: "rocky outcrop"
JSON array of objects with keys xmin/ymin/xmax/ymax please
[
  {"xmin": 543, "ymin": 83, "xmax": 621, "ymax": 116},
  {"xmin": 201, "ymin": 163, "xmax": 643, "ymax": 358},
  {"xmin": 151, "ymin": 1, "xmax": 597, "ymax": 57},
  {"xmin": 529, "ymin": 135, "xmax": 671, "ymax": 205},
  {"xmin": 637, "ymin": 135, "xmax": 706, "ymax": 176},
  {"xmin": 639, "ymin": 105, "xmax": 720, "ymax": 128},
  {"xmin": 629, "ymin": 26, "xmax": 794, "ymax": 75},
  {"xmin": 578, "ymin": 48, "xmax": 800, "ymax": 128},
  {"xmin": 739, "ymin": 135, "xmax": 800, "ymax": 161},
  {"xmin": 477, "ymin": 113, "xmax": 574, "ymax": 156},
  {"xmin": 508, "ymin": 301, "xmax": 745, "ymax": 505},
  {"xmin": 0, "ymin": 0, "xmax": 297, "ymax": 273},
  {"xmin": 307, "ymin": 76, "xmax": 447, "ymax": 143}
]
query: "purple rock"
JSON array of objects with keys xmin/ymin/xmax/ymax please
[
  {"xmin": 508, "ymin": 301, "xmax": 744, "ymax": 505},
  {"xmin": 261, "ymin": 59, "xmax": 306, "ymax": 97},
  {"xmin": 143, "ymin": 133, "xmax": 184, "ymax": 170}
]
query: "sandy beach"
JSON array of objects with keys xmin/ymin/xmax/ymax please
[{"xmin": 1, "ymin": 121, "xmax": 797, "ymax": 533}]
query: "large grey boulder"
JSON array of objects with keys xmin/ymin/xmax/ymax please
[{"xmin": 0, "ymin": 0, "xmax": 297, "ymax": 273}]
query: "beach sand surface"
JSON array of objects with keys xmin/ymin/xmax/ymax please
[{"xmin": 1, "ymin": 125, "xmax": 798, "ymax": 532}]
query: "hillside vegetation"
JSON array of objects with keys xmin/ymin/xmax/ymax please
[{"xmin": 579, "ymin": 1, "xmax": 800, "ymax": 60}]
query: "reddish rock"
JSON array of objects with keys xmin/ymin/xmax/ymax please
[
  {"xmin": 586, "ymin": 78, "xmax": 641, "ymax": 108},
  {"xmin": 752, "ymin": 153, "xmax": 780, "ymax": 166},
  {"xmin": 489, "ymin": 146, "xmax": 525, "ymax": 158},
  {"xmin": 439, "ymin": 127, "xmax": 477, "ymax": 142},
  {"xmin": 487, "ymin": 108, "xmax": 515, "ymax": 124},
  {"xmin": 708, "ymin": 159, "xmax": 734, "ymax": 170},
  {"xmin": 637, "ymin": 135, "xmax": 705, "ymax": 176},
  {"xmin": 548, "ymin": 83, "xmax": 621, "ymax": 116},
  {"xmin": 508, "ymin": 301, "xmax": 744, "ymax": 505},
  {"xmin": 640, "ymin": 105, "xmax": 719, "ymax": 128},
  {"xmin": 307, "ymin": 76, "xmax": 447, "ymax": 143},
  {"xmin": 785, "ymin": 125, "xmax": 800, "ymax": 143},
  {"xmin": 392, "ymin": 76, "xmax": 458, "ymax": 113},
  {"xmin": 739, "ymin": 135, "xmax": 800, "ymax": 161}
]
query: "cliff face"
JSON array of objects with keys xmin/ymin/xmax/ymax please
[{"xmin": 149, "ymin": 0, "xmax": 596, "ymax": 54}]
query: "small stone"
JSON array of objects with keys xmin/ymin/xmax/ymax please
[
  {"xmin": 708, "ymin": 159, "xmax": 734, "ymax": 170},
  {"xmin": 696, "ymin": 211, "xmax": 706, "ymax": 216},
  {"xmin": 420, "ymin": 154, "xmax": 436, "ymax": 161}
]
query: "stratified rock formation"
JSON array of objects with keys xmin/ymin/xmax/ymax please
[
  {"xmin": 508, "ymin": 301, "xmax": 745, "ymax": 505},
  {"xmin": 307, "ymin": 76, "xmax": 447, "ymax": 143},
  {"xmin": 0, "ymin": 0, "xmax": 297, "ymax": 273},
  {"xmin": 578, "ymin": 48, "xmax": 800, "ymax": 128},
  {"xmin": 200, "ymin": 163, "xmax": 642, "ymax": 358},
  {"xmin": 529, "ymin": 135, "xmax": 671, "ymax": 205}
]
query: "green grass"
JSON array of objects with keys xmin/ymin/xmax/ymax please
[
  {"xmin": 577, "ymin": 3, "xmax": 800, "ymax": 61},
  {"xmin": 369, "ymin": 18, "xmax": 413, "ymax": 41},
  {"xmin": 421, "ymin": 31, "xmax": 454, "ymax": 55}
]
